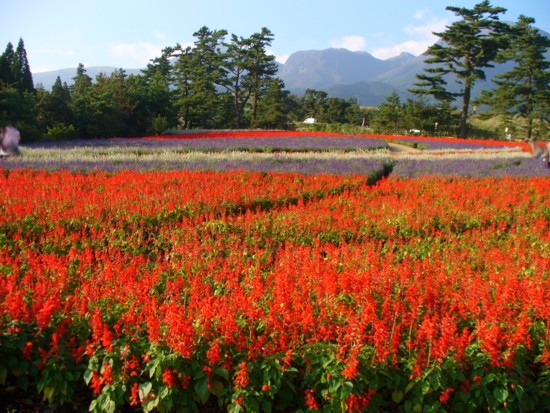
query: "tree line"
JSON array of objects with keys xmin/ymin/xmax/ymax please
[{"xmin": 0, "ymin": 1, "xmax": 548, "ymax": 141}]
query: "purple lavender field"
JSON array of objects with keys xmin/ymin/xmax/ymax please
[
  {"xmin": 2, "ymin": 156, "xmax": 393, "ymax": 178},
  {"xmin": 392, "ymin": 157, "xmax": 550, "ymax": 177},
  {"xmin": 23, "ymin": 136, "xmax": 388, "ymax": 152},
  {"xmin": 391, "ymin": 138, "xmax": 515, "ymax": 151},
  {"xmin": 3, "ymin": 135, "xmax": 548, "ymax": 178}
]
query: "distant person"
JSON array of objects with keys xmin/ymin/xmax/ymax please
[
  {"xmin": 0, "ymin": 125, "xmax": 21, "ymax": 157},
  {"xmin": 528, "ymin": 138, "xmax": 549, "ymax": 167}
]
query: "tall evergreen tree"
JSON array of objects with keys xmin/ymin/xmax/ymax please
[
  {"xmin": 138, "ymin": 47, "xmax": 176, "ymax": 132},
  {"xmin": 222, "ymin": 28, "xmax": 278, "ymax": 128},
  {"xmin": 0, "ymin": 42, "xmax": 16, "ymax": 86},
  {"xmin": 0, "ymin": 39, "xmax": 38, "ymax": 136},
  {"xmin": 36, "ymin": 76, "xmax": 72, "ymax": 129},
  {"xmin": 190, "ymin": 26, "xmax": 228, "ymax": 129},
  {"xmin": 223, "ymin": 33, "xmax": 253, "ymax": 128},
  {"xmin": 70, "ymin": 64, "xmax": 94, "ymax": 137},
  {"xmin": 252, "ymin": 78, "xmax": 292, "ymax": 129},
  {"xmin": 374, "ymin": 91, "xmax": 403, "ymax": 133},
  {"xmin": 478, "ymin": 16, "xmax": 550, "ymax": 140},
  {"xmin": 301, "ymin": 89, "xmax": 328, "ymax": 120},
  {"xmin": 411, "ymin": 1, "xmax": 509, "ymax": 138},
  {"xmin": 247, "ymin": 28, "xmax": 278, "ymax": 122},
  {"xmin": 171, "ymin": 44, "xmax": 196, "ymax": 129},
  {"xmin": 13, "ymin": 38, "xmax": 34, "ymax": 93}
]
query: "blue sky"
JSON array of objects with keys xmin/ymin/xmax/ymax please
[{"xmin": 1, "ymin": 0, "xmax": 548, "ymax": 73}]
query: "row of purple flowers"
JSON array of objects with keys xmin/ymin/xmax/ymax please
[
  {"xmin": 24, "ymin": 136, "xmax": 388, "ymax": 151},
  {"xmin": 6, "ymin": 135, "xmax": 547, "ymax": 177},
  {"xmin": 4, "ymin": 156, "xmax": 548, "ymax": 178}
]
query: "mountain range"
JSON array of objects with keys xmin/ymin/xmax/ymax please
[{"xmin": 33, "ymin": 28, "xmax": 549, "ymax": 107}]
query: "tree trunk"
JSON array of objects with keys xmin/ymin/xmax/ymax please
[
  {"xmin": 460, "ymin": 80, "xmax": 471, "ymax": 139},
  {"xmin": 526, "ymin": 117, "xmax": 533, "ymax": 140},
  {"xmin": 526, "ymin": 74, "xmax": 533, "ymax": 140},
  {"xmin": 235, "ymin": 91, "xmax": 241, "ymax": 129}
]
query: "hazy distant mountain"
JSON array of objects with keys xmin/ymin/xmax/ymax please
[
  {"xmin": 33, "ymin": 27, "xmax": 548, "ymax": 107},
  {"xmin": 325, "ymin": 81, "xmax": 414, "ymax": 107},
  {"xmin": 278, "ymin": 48, "xmax": 415, "ymax": 90},
  {"xmin": 33, "ymin": 66, "xmax": 143, "ymax": 89},
  {"xmin": 278, "ymin": 48, "xmax": 418, "ymax": 105}
]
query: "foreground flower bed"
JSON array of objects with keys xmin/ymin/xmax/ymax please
[{"xmin": 1, "ymin": 169, "xmax": 549, "ymax": 412}]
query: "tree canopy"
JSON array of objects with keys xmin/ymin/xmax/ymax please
[
  {"xmin": 410, "ymin": 1, "xmax": 510, "ymax": 138},
  {"xmin": 0, "ymin": 6, "xmax": 548, "ymax": 141},
  {"xmin": 477, "ymin": 15, "xmax": 550, "ymax": 139}
]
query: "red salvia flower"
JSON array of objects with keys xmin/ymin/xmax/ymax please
[
  {"xmin": 234, "ymin": 361, "xmax": 250, "ymax": 390},
  {"xmin": 305, "ymin": 389, "xmax": 319, "ymax": 410},
  {"xmin": 162, "ymin": 369, "xmax": 177, "ymax": 388}
]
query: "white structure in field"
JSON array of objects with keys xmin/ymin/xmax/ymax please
[{"xmin": 303, "ymin": 118, "xmax": 317, "ymax": 124}]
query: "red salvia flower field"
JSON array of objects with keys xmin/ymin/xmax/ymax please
[
  {"xmin": 1, "ymin": 131, "xmax": 549, "ymax": 412},
  {"xmin": 1, "ymin": 169, "xmax": 549, "ymax": 412}
]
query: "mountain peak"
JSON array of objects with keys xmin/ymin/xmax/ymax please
[{"xmin": 385, "ymin": 52, "xmax": 415, "ymax": 61}]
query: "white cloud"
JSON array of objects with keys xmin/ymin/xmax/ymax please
[
  {"xmin": 329, "ymin": 35, "xmax": 366, "ymax": 52},
  {"xmin": 414, "ymin": 8, "xmax": 430, "ymax": 20},
  {"xmin": 404, "ymin": 15, "xmax": 448, "ymax": 38},
  {"xmin": 372, "ymin": 11, "xmax": 449, "ymax": 59},
  {"xmin": 109, "ymin": 42, "xmax": 164, "ymax": 67},
  {"xmin": 372, "ymin": 40, "xmax": 433, "ymax": 60},
  {"xmin": 267, "ymin": 49, "xmax": 289, "ymax": 64},
  {"xmin": 275, "ymin": 54, "xmax": 289, "ymax": 64}
]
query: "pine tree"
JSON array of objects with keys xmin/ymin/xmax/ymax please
[
  {"xmin": 223, "ymin": 33, "xmax": 253, "ymax": 128},
  {"xmin": 0, "ymin": 39, "xmax": 38, "ymax": 134},
  {"xmin": 411, "ymin": 1, "xmax": 509, "ymax": 138},
  {"xmin": 190, "ymin": 26, "xmax": 228, "ymax": 129},
  {"xmin": 36, "ymin": 76, "xmax": 72, "ymax": 129},
  {"xmin": 374, "ymin": 91, "xmax": 403, "ymax": 133},
  {"xmin": 0, "ymin": 42, "xmax": 16, "ymax": 86},
  {"xmin": 252, "ymin": 78, "xmax": 292, "ymax": 129},
  {"xmin": 247, "ymin": 28, "xmax": 278, "ymax": 122},
  {"xmin": 478, "ymin": 16, "xmax": 550, "ymax": 140},
  {"xmin": 409, "ymin": 67, "xmax": 457, "ymax": 104},
  {"xmin": 13, "ymin": 38, "xmax": 34, "ymax": 93},
  {"xmin": 171, "ymin": 45, "xmax": 196, "ymax": 129},
  {"xmin": 70, "ymin": 64, "xmax": 94, "ymax": 137}
]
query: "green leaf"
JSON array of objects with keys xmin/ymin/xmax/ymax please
[
  {"xmin": 148, "ymin": 358, "xmax": 161, "ymax": 379},
  {"xmin": 392, "ymin": 390, "xmax": 404, "ymax": 403},
  {"xmin": 195, "ymin": 379, "xmax": 210, "ymax": 404},
  {"xmin": 262, "ymin": 400, "xmax": 272, "ymax": 413},
  {"xmin": 83, "ymin": 369, "xmax": 93, "ymax": 385},
  {"xmin": 158, "ymin": 386, "xmax": 170, "ymax": 400},
  {"xmin": 482, "ymin": 373, "xmax": 496, "ymax": 385},
  {"xmin": 43, "ymin": 386, "xmax": 55, "ymax": 401},
  {"xmin": 514, "ymin": 384, "xmax": 524, "ymax": 400},
  {"xmin": 162, "ymin": 395, "xmax": 173, "ymax": 412},
  {"xmin": 100, "ymin": 394, "xmax": 116, "ymax": 413},
  {"xmin": 139, "ymin": 381, "xmax": 153, "ymax": 400},
  {"xmin": 493, "ymin": 387, "xmax": 508, "ymax": 403},
  {"xmin": 213, "ymin": 366, "xmax": 229, "ymax": 381},
  {"xmin": 420, "ymin": 380, "xmax": 431, "ymax": 395},
  {"xmin": 0, "ymin": 366, "xmax": 7, "ymax": 385},
  {"xmin": 405, "ymin": 380, "xmax": 416, "ymax": 394},
  {"xmin": 210, "ymin": 380, "xmax": 224, "ymax": 398}
]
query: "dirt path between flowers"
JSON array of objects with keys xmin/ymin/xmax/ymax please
[{"xmin": 387, "ymin": 142, "xmax": 421, "ymax": 155}]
